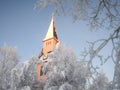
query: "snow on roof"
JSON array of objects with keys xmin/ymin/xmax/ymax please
[{"xmin": 43, "ymin": 16, "xmax": 58, "ymax": 41}]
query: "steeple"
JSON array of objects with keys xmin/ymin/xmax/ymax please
[
  {"xmin": 41, "ymin": 15, "xmax": 59, "ymax": 55},
  {"xmin": 43, "ymin": 16, "xmax": 58, "ymax": 41}
]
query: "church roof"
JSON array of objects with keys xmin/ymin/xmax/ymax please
[{"xmin": 43, "ymin": 16, "xmax": 58, "ymax": 41}]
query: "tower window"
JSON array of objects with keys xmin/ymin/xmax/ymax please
[
  {"xmin": 46, "ymin": 41, "xmax": 51, "ymax": 46},
  {"xmin": 40, "ymin": 66, "xmax": 43, "ymax": 76}
]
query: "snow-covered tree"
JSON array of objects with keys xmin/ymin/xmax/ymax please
[
  {"xmin": 88, "ymin": 73, "xmax": 109, "ymax": 90},
  {"xmin": 10, "ymin": 56, "xmax": 38, "ymax": 90},
  {"xmin": 42, "ymin": 44, "xmax": 91, "ymax": 90},
  {"xmin": 112, "ymin": 41, "xmax": 120, "ymax": 90},
  {"xmin": 0, "ymin": 44, "xmax": 111, "ymax": 90},
  {"xmin": 35, "ymin": 0, "xmax": 120, "ymax": 29},
  {"xmin": 0, "ymin": 44, "xmax": 19, "ymax": 90}
]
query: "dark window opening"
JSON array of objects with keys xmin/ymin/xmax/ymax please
[
  {"xmin": 40, "ymin": 66, "xmax": 43, "ymax": 76},
  {"xmin": 40, "ymin": 65, "xmax": 49, "ymax": 76}
]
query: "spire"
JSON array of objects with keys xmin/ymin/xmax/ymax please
[{"xmin": 43, "ymin": 15, "xmax": 58, "ymax": 41}]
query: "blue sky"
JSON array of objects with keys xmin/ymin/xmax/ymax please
[{"xmin": 0, "ymin": 0, "xmax": 114, "ymax": 80}]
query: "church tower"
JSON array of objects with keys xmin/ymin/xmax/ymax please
[
  {"xmin": 42, "ymin": 15, "xmax": 58, "ymax": 55},
  {"xmin": 36, "ymin": 16, "xmax": 59, "ymax": 81}
]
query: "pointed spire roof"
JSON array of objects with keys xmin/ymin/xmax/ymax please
[{"xmin": 43, "ymin": 16, "xmax": 58, "ymax": 41}]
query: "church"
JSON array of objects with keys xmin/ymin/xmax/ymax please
[{"xmin": 36, "ymin": 16, "xmax": 59, "ymax": 82}]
